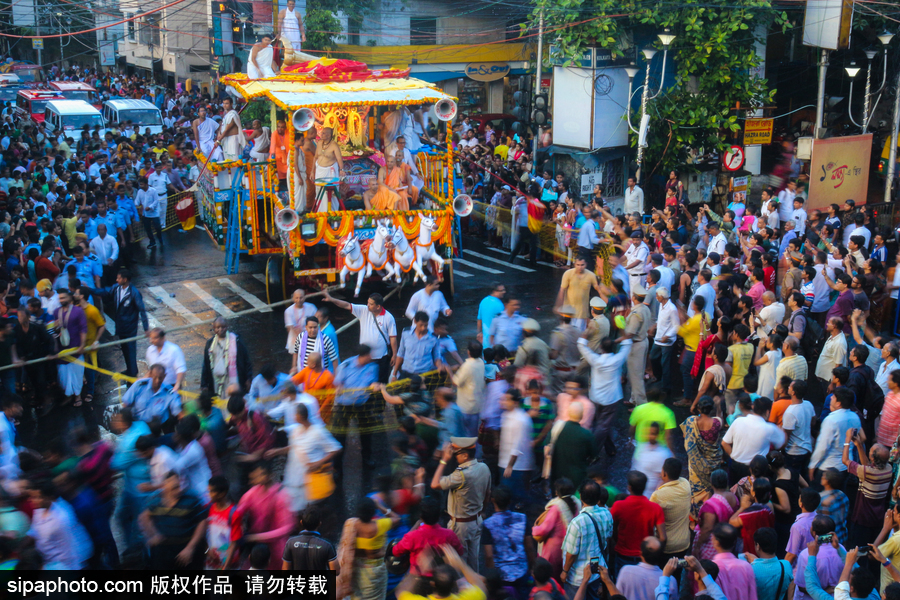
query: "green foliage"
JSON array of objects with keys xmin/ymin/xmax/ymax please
[
  {"xmin": 304, "ymin": 3, "xmax": 344, "ymax": 51},
  {"xmin": 529, "ymin": 0, "xmax": 790, "ymax": 174}
]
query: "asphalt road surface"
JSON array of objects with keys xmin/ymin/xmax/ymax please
[{"xmin": 18, "ymin": 226, "xmax": 691, "ymax": 538}]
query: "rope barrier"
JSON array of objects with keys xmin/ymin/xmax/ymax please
[{"xmin": 0, "ymin": 286, "xmax": 341, "ymax": 373}]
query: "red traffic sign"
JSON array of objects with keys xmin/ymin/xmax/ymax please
[{"xmin": 724, "ymin": 145, "xmax": 745, "ymax": 171}]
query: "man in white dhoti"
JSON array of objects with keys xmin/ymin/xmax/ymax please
[
  {"xmin": 263, "ymin": 402, "xmax": 340, "ymax": 512},
  {"xmin": 385, "ymin": 136, "xmax": 424, "ymax": 189},
  {"xmin": 248, "ymin": 35, "xmax": 277, "ymax": 79},
  {"xmin": 313, "ymin": 127, "xmax": 344, "ymax": 212},
  {"xmin": 192, "ymin": 107, "xmax": 218, "ymax": 158},
  {"xmin": 278, "ymin": 0, "xmax": 306, "ymax": 51},
  {"xmin": 216, "ymin": 98, "xmax": 247, "ymax": 161}
]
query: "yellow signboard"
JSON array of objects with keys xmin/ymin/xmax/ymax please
[
  {"xmin": 807, "ymin": 134, "xmax": 872, "ymax": 211},
  {"xmin": 743, "ymin": 118, "xmax": 773, "ymax": 145}
]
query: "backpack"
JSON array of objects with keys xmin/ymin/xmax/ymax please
[
  {"xmin": 790, "ymin": 311, "xmax": 823, "ymax": 361},
  {"xmin": 864, "ymin": 368, "xmax": 886, "ymax": 415}
]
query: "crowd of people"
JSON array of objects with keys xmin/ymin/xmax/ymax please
[{"xmin": 1, "ymin": 62, "xmax": 900, "ymax": 600}]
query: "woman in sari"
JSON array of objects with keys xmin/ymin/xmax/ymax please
[
  {"xmin": 336, "ymin": 497, "xmax": 401, "ymax": 600},
  {"xmin": 681, "ymin": 396, "xmax": 724, "ymax": 518},
  {"xmin": 691, "ymin": 468, "xmax": 738, "ymax": 560},
  {"xmin": 368, "ymin": 155, "xmax": 409, "ymax": 211},
  {"xmin": 531, "ymin": 478, "xmax": 580, "ymax": 579}
]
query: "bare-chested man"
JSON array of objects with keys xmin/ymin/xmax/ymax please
[
  {"xmin": 216, "ymin": 97, "xmax": 246, "ymax": 161},
  {"xmin": 313, "ymin": 127, "xmax": 344, "ymax": 211},
  {"xmin": 192, "ymin": 107, "xmax": 218, "ymax": 157}
]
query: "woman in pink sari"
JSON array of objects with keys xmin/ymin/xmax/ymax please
[
  {"xmin": 531, "ymin": 478, "xmax": 580, "ymax": 579},
  {"xmin": 691, "ymin": 469, "xmax": 738, "ymax": 560}
]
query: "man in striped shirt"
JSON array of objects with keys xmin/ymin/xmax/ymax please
[
  {"xmin": 842, "ymin": 428, "xmax": 892, "ymax": 547},
  {"xmin": 292, "ymin": 317, "xmax": 339, "ymax": 374}
]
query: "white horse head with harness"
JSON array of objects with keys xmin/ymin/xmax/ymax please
[
  {"xmin": 414, "ymin": 214, "xmax": 444, "ymax": 283},
  {"xmin": 389, "ymin": 222, "xmax": 423, "ymax": 284},
  {"xmin": 339, "ymin": 233, "xmax": 367, "ymax": 297},
  {"xmin": 365, "ymin": 220, "xmax": 397, "ymax": 281}
]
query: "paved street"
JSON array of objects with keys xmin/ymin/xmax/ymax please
[{"xmin": 16, "ymin": 225, "xmax": 686, "ymax": 539}]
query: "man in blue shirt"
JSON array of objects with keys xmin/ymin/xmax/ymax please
[
  {"xmin": 65, "ymin": 245, "xmax": 103, "ymax": 288},
  {"xmin": 120, "ymin": 364, "xmax": 181, "ymax": 427},
  {"xmin": 85, "ymin": 200, "xmax": 119, "ymax": 240},
  {"xmin": 331, "ymin": 344, "xmax": 379, "ymax": 481},
  {"xmin": 477, "ymin": 284, "xmax": 505, "ymax": 344},
  {"xmin": 489, "ymin": 296, "xmax": 526, "ymax": 352},
  {"xmin": 394, "ymin": 311, "xmax": 442, "ymax": 380},
  {"xmin": 109, "ymin": 407, "xmax": 151, "ymax": 554}
]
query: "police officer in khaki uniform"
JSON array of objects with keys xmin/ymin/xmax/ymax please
[
  {"xmin": 577, "ymin": 297, "xmax": 610, "ymax": 379},
  {"xmin": 431, "ymin": 436, "xmax": 491, "ymax": 570},
  {"xmin": 623, "ymin": 284, "xmax": 652, "ymax": 406}
]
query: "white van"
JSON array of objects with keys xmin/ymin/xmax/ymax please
[
  {"xmin": 44, "ymin": 100, "xmax": 105, "ymax": 136},
  {"xmin": 103, "ymin": 99, "xmax": 163, "ymax": 135}
]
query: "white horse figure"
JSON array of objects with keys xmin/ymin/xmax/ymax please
[
  {"xmin": 414, "ymin": 215, "xmax": 444, "ymax": 283},
  {"xmin": 365, "ymin": 221, "xmax": 397, "ymax": 281},
  {"xmin": 339, "ymin": 234, "xmax": 367, "ymax": 297},
  {"xmin": 390, "ymin": 224, "xmax": 424, "ymax": 284}
]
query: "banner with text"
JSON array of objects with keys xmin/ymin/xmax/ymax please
[{"xmin": 808, "ymin": 134, "xmax": 873, "ymax": 210}]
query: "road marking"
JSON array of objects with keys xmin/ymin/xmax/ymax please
[
  {"xmin": 103, "ymin": 314, "xmax": 115, "ymax": 336},
  {"xmin": 454, "ymin": 258, "xmax": 503, "ymax": 275},
  {"xmin": 537, "ymin": 261, "xmax": 559, "ymax": 268},
  {"xmin": 148, "ymin": 286, "xmax": 202, "ymax": 324},
  {"xmin": 451, "ymin": 268, "xmax": 473, "ymax": 278},
  {"xmin": 218, "ymin": 278, "xmax": 271, "ymax": 313},
  {"xmin": 252, "ymin": 273, "xmax": 266, "ymax": 283},
  {"xmin": 484, "ymin": 246, "xmax": 507, "ymax": 256},
  {"xmin": 183, "ymin": 282, "xmax": 236, "ymax": 317},
  {"xmin": 464, "ymin": 250, "xmax": 536, "ymax": 273}
]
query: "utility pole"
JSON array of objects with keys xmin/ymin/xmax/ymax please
[
  {"xmin": 531, "ymin": 8, "xmax": 543, "ymax": 176},
  {"xmin": 814, "ymin": 48, "xmax": 829, "ymax": 138},
  {"xmin": 35, "ymin": 0, "xmax": 42, "ymax": 66},
  {"xmin": 885, "ymin": 66, "xmax": 900, "ymax": 203}
]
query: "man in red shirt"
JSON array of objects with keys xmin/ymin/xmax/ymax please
[
  {"xmin": 226, "ymin": 395, "xmax": 274, "ymax": 493},
  {"xmin": 609, "ymin": 470, "xmax": 666, "ymax": 575},
  {"xmin": 35, "ymin": 240, "xmax": 60, "ymax": 283},
  {"xmin": 392, "ymin": 497, "xmax": 463, "ymax": 575}
]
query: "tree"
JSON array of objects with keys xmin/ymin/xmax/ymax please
[
  {"xmin": 302, "ymin": 0, "xmax": 378, "ymax": 51},
  {"xmin": 529, "ymin": 0, "xmax": 790, "ymax": 174}
]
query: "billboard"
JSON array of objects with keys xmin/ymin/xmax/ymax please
[
  {"xmin": 807, "ymin": 134, "xmax": 872, "ymax": 210},
  {"xmin": 803, "ymin": 0, "xmax": 853, "ymax": 50}
]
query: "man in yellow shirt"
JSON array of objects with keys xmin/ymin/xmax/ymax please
[
  {"xmin": 726, "ymin": 323, "xmax": 754, "ymax": 416},
  {"xmin": 74, "ymin": 285, "xmax": 106, "ymax": 403},
  {"xmin": 555, "ymin": 257, "xmax": 603, "ymax": 330}
]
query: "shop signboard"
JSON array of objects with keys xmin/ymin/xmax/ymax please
[
  {"xmin": 808, "ymin": 134, "xmax": 872, "ymax": 210},
  {"xmin": 594, "ymin": 47, "xmax": 636, "ymax": 68},
  {"xmin": 743, "ymin": 118, "xmax": 773, "ymax": 145},
  {"xmin": 99, "ymin": 43, "xmax": 115, "ymax": 66},
  {"xmin": 548, "ymin": 46, "xmax": 594, "ymax": 68},
  {"xmin": 465, "ymin": 62, "xmax": 510, "ymax": 82}
]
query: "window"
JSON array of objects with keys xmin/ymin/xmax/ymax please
[
  {"xmin": 409, "ymin": 17, "xmax": 436, "ymax": 45},
  {"xmin": 347, "ymin": 16, "xmax": 361, "ymax": 46},
  {"xmin": 126, "ymin": 14, "xmax": 136, "ymax": 41}
]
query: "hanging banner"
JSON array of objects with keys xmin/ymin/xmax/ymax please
[{"xmin": 807, "ymin": 133, "xmax": 872, "ymax": 210}]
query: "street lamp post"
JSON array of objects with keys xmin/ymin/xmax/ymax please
[
  {"xmin": 625, "ymin": 28, "xmax": 676, "ymax": 182},
  {"xmin": 846, "ymin": 33, "xmax": 893, "ymax": 131}
]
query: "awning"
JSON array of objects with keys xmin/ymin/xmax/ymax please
[
  {"xmin": 222, "ymin": 73, "xmax": 456, "ymax": 109},
  {"xmin": 413, "ymin": 68, "xmax": 529, "ymax": 84},
  {"xmin": 546, "ymin": 144, "xmax": 630, "ymax": 169}
]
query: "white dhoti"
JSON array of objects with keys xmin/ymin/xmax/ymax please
[
  {"xmin": 314, "ymin": 162, "xmax": 339, "ymax": 212},
  {"xmin": 220, "ymin": 110, "xmax": 247, "ymax": 161},
  {"xmin": 197, "ymin": 118, "xmax": 218, "ymax": 158},
  {"xmin": 283, "ymin": 10, "xmax": 303, "ymax": 52},
  {"xmin": 247, "ymin": 47, "xmax": 277, "ymax": 79},
  {"xmin": 58, "ymin": 361, "xmax": 85, "ymax": 396},
  {"xmin": 157, "ymin": 193, "xmax": 168, "ymax": 225}
]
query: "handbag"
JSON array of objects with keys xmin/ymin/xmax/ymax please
[
  {"xmin": 532, "ymin": 509, "xmax": 550, "ymax": 543},
  {"xmin": 307, "ymin": 466, "xmax": 335, "ymax": 502},
  {"xmin": 542, "ymin": 420, "xmax": 566, "ymax": 480}
]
